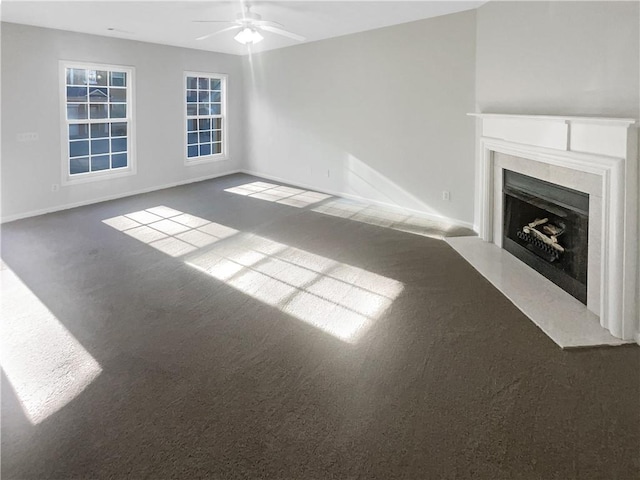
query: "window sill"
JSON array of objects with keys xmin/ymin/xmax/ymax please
[
  {"xmin": 185, "ymin": 154, "xmax": 228, "ymax": 166},
  {"xmin": 62, "ymin": 167, "xmax": 136, "ymax": 186}
]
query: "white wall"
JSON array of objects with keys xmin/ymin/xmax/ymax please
[
  {"xmin": 475, "ymin": 1, "xmax": 639, "ymax": 118},
  {"xmin": 1, "ymin": 23, "xmax": 244, "ymax": 221},
  {"xmin": 243, "ymin": 11, "xmax": 477, "ymax": 226},
  {"xmin": 3, "ymin": 3, "xmax": 638, "ymax": 229}
]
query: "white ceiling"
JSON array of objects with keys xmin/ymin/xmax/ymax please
[{"xmin": 1, "ymin": 1, "xmax": 486, "ymax": 56}]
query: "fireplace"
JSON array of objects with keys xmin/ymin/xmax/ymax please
[
  {"xmin": 452, "ymin": 113, "xmax": 638, "ymax": 346},
  {"xmin": 502, "ymin": 170, "xmax": 589, "ymax": 304}
]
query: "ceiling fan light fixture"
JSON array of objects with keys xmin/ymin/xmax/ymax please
[{"xmin": 234, "ymin": 27, "xmax": 263, "ymax": 45}]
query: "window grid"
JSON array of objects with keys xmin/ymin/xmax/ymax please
[
  {"xmin": 64, "ymin": 66, "xmax": 131, "ymax": 176},
  {"xmin": 186, "ymin": 74, "xmax": 224, "ymax": 160}
]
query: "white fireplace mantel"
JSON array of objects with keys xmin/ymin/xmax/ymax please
[{"xmin": 456, "ymin": 113, "xmax": 638, "ymax": 346}]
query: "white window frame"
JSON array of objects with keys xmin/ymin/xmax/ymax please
[
  {"xmin": 59, "ymin": 60, "xmax": 136, "ymax": 185},
  {"xmin": 184, "ymin": 71, "xmax": 228, "ymax": 166}
]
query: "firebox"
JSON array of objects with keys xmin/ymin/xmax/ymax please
[{"xmin": 502, "ymin": 170, "xmax": 589, "ymax": 304}]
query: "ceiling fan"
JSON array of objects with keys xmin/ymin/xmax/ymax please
[{"xmin": 193, "ymin": 5, "xmax": 306, "ymax": 45}]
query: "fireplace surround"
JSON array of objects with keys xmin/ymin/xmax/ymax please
[{"xmin": 458, "ymin": 114, "xmax": 638, "ymax": 346}]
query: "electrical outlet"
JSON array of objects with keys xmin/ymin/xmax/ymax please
[
  {"xmin": 442, "ymin": 191, "xmax": 450, "ymax": 201},
  {"xmin": 51, "ymin": 184, "xmax": 60, "ymax": 192}
]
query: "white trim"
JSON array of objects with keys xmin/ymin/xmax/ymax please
[
  {"xmin": 1, "ymin": 169, "xmax": 241, "ymax": 224},
  {"xmin": 468, "ymin": 113, "xmax": 637, "ymax": 127},
  {"xmin": 59, "ymin": 60, "xmax": 137, "ymax": 186},
  {"xmin": 241, "ymin": 169, "xmax": 475, "ymax": 230},
  {"xmin": 183, "ymin": 71, "xmax": 229, "ymax": 165},
  {"xmin": 476, "ymin": 138, "xmax": 623, "ymax": 243}
]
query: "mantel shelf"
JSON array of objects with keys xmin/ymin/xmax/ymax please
[{"xmin": 467, "ymin": 113, "xmax": 637, "ymax": 126}]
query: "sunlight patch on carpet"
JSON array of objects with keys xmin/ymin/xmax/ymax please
[
  {"xmin": 312, "ymin": 198, "xmax": 462, "ymax": 239},
  {"xmin": 186, "ymin": 233, "xmax": 403, "ymax": 343},
  {"xmin": 103, "ymin": 206, "xmax": 403, "ymax": 344},
  {"xmin": 103, "ymin": 206, "xmax": 238, "ymax": 257},
  {"xmin": 0, "ymin": 263, "xmax": 102, "ymax": 425},
  {"xmin": 224, "ymin": 181, "xmax": 332, "ymax": 208}
]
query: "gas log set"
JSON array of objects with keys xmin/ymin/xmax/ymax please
[{"xmin": 517, "ymin": 217, "xmax": 565, "ymax": 262}]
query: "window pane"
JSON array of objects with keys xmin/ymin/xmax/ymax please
[
  {"xmin": 70, "ymin": 157, "xmax": 90, "ymax": 174},
  {"xmin": 89, "ymin": 87, "xmax": 108, "ymax": 102},
  {"xmin": 91, "ymin": 123, "xmax": 110, "ymax": 138},
  {"xmin": 200, "ymin": 143, "xmax": 211, "ymax": 156},
  {"xmin": 186, "ymin": 74, "xmax": 223, "ymax": 162},
  {"xmin": 112, "ymin": 153, "xmax": 127, "ymax": 168},
  {"xmin": 111, "ymin": 122, "xmax": 127, "ymax": 137},
  {"xmin": 186, "ymin": 77, "xmax": 198, "ymax": 90},
  {"xmin": 110, "ymin": 104, "xmax": 126, "ymax": 118},
  {"xmin": 69, "ymin": 124, "xmax": 89, "ymax": 140},
  {"xmin": 65, "ymin": 65, "xmax": 132, "ymax": 178},
  {"xmin": 67, "ymin": 104, "xmax": 88, "ymax": 119},
  {"xmin": 91, "ymin": 155, "xmax": 110, "ymax": 171},
  {"xmin": 91, "ymin": 139, "xmax": 110, "ymax": 155},
  {"xmin": 89, "ymin": 104, "xmax": 108, "ymax": 119},
  {"xmin": 70, "ymin": 140, "xmax": 89, "ymax": 157},
  {"xmin": 109, "ymin": 88, "xmax": 126, "ymax": 102},
  {"xmin": 111, "ymin": 137, "xmax": 127, "ymax": 153},
  {"xmin": 88, "ymin": 70, "xmax": 108, "ymax": 86},
  {"xmin": 67, "ymin": 86, "xmax": 88, "ymax": 102},
  {"xmin": 67, "ymin": 68, "xmax": 87, "ymax": 86},
  {"xmin": 109, "ymin": 72, "xmax": 126, "ymax": 87}
]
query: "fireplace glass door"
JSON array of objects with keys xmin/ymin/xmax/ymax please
[{"xmin": 503, "ymin": 170, "xmax": 589, "ymax": 304}]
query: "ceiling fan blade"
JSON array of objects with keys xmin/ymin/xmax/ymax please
[
  {"xmin": 196, "ymin": 25, "xmax": 241, "ymax": 41},
  {"xmin": 252, "ymin": 20, "xmax": 284, "ymax": 28},
  {"xmin": 260, "ymin": 25, "xmax": 306, "ymax": 42},
  {"xmin": 106, "ymin": 28, "xmax": 135, "ymax": 35}
]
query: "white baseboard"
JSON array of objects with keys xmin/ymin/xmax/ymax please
[
  {"xmin": 1, "ymin": 169, "xmax": 241, "ymax": 224},
  {"xmin": 240, "ymin": 169, "xmax": 476, "ymax": 231},
  {"xmin": 1, "ymin": 167, "xmax": 476, "ymax": 233}
]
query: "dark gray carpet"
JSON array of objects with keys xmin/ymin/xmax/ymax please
[{"xmin": 1, "ymin": 173, "xmax": 638, "ymax": 479}]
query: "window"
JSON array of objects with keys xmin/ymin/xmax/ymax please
[
  {"xmin": 61, "ymin": 62, "xmax": 134, "ymax": 183},
  {"xmin": 185, "ymin": 72, "xmax": 227, "ymax": 164}
]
